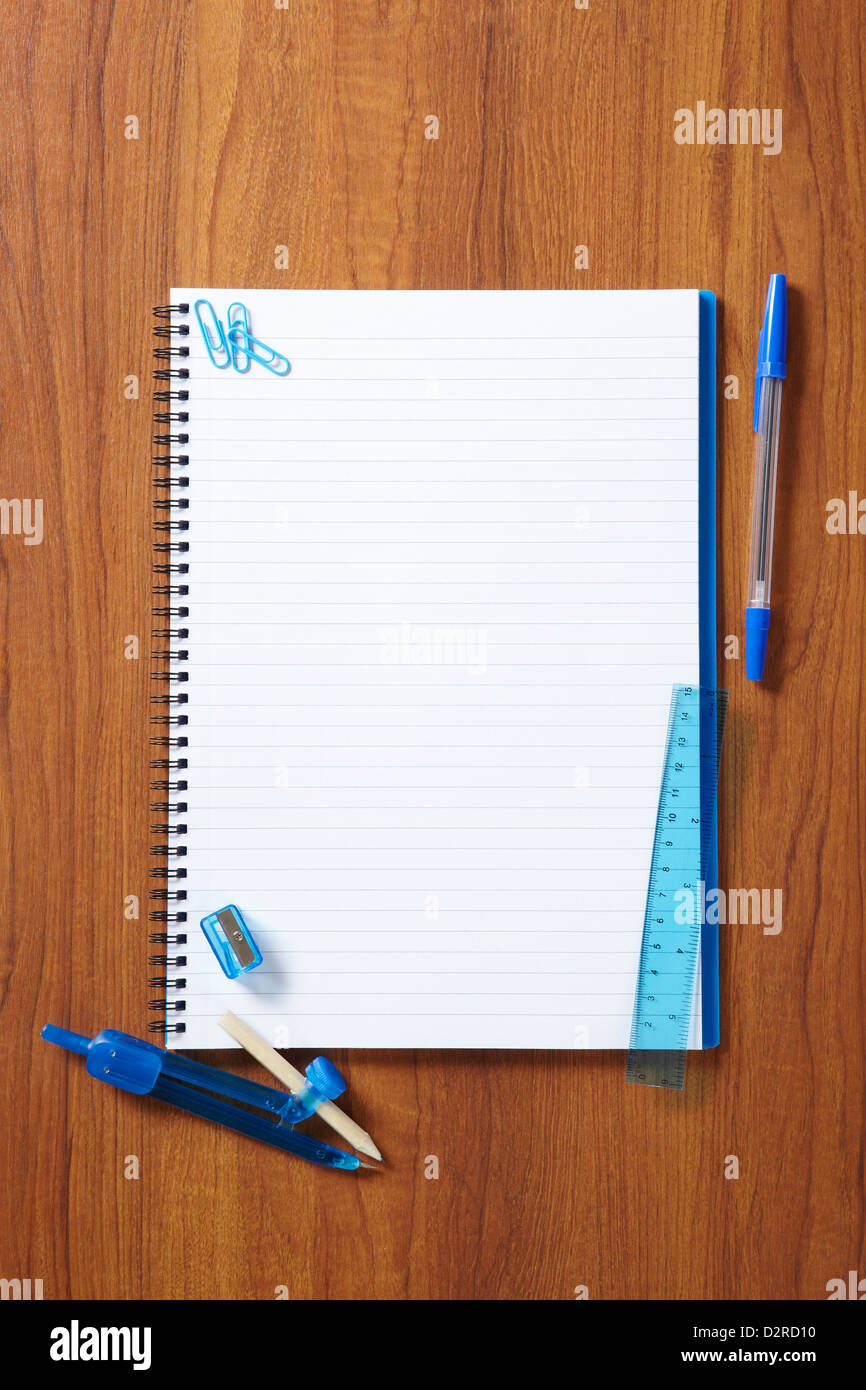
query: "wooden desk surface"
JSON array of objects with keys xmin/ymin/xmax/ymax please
[{"xmin": 2, "ymin": 0, "xmax": 864, "ymax": 1301}]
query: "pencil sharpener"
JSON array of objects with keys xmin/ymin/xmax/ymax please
[{"xmin": 200, "ymin": 904, "xmax": 263, "ymax": 979}]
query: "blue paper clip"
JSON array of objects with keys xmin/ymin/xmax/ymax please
[
  {"xmin": 227, "ymin": 321, "xmax": 291, "ymax": 377},
  {"xmin": 194, "ymin": 298, "xmax": 231, "ymax": 369},
  {"xmin": 226, "ymin": 302, "xmax": 252, "ymax": 373}
]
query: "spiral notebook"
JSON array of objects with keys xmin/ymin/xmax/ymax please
[{"xmin": 151, "ymin": 288, "xmax": 717, "ymax": 1050}]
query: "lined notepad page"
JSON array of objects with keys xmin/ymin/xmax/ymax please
[{"xmin": 171, "ymin": 288, "xmax": 702, "ymax": 1050}]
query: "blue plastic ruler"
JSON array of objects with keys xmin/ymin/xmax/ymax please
[{"xmin": 626, "ymin": 684, "xmax": 728, "ymax": 1091}]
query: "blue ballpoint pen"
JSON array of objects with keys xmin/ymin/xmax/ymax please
[
  {"xmin": 42, "ymin": 1025, "xmax": 373, "ymax": 1171},
  {"xmin": 746, "ymin": 274, "xmax": 787, "ymax": 680}
]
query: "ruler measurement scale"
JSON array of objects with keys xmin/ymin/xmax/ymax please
[{"xmin": 626, "ymin": 684, "xmax": 728, "ymax": 1090}]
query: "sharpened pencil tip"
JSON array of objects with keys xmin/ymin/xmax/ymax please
[{"xmin": 357, "ymin": 1139, "xmax": 384, "ymax": 1162}]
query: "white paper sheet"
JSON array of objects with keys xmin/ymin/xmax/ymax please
[{"xmin": 167, "ymin": 289, "xmax": 702, "ymax": 1049}]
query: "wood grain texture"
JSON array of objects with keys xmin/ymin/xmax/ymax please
[{"xmin": 1, "ymin": 0, "xmax": 864, "ymax": 1301}]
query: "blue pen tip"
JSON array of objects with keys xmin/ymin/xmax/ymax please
[{"xmin": 746, "ymin": 608, "xmax": 770, "ymax": 681}]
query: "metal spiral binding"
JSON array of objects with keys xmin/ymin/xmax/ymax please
[{"xmin": 149, "ymin": 304, "xmax": 190, "ymax": 1035}]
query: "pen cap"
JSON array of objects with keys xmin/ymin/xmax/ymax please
[{"xmin": 754, "ymin": 274, "xmax": 787, "ymax": 429}]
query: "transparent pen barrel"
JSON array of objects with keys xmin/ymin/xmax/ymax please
[{"xmin": 747, "ymin": 376, "xmax": 783, "ymax": 607}]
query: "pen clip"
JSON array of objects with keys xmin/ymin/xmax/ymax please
[{"xmin": 753, "ymin": 319, "xmax": 767, "ymax": 432}]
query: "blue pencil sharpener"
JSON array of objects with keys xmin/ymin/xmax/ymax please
[{"xmin": 201, "ymin": 904, "xmax": 263, "ymax": 980}]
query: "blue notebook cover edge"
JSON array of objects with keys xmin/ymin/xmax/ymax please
[{"xmin": 698, "ymin": 290, "xmax": 720, "ymax": 1049}]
